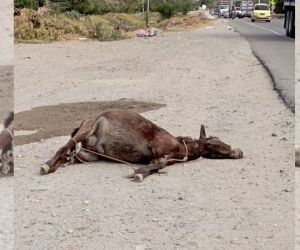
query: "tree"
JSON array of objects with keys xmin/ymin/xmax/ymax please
[
  {"xmin": 273, "ymin": 0, "xmax": 284, "ymax": 13},
  {"xmin": 15, "ymin": 0, "xmax": 38, "ymax": 9},
  {"xmin": 38, "ymin": 0, "xmax": 45, "ymax": 7}
]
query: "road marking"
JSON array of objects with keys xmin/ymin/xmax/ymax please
[
  {"xmin": 235, "ymin": 19, "xmax": 295, "ymax": 41},
  {"xmin": 240, "ymin": 20, "xmax": 283, "ymax": 36}
]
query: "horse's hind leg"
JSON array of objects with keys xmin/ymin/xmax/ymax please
[
  {"xmin": 128, "ymin": 157, "xmax": 170, "ymax": 182},
  {"xmin": 40, "ymin": 117, "xmax": 98, "ymax": 175}
]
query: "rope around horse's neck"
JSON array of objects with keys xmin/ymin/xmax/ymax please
[{"xmin": 71, "ymin": 138, "xmax": 188, "ymax": 165}]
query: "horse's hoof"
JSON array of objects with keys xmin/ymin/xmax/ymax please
[
  {"xmin": 158, "ymin": 169, "xmax": 167, "ymax": 174},
  {"xmin": 231, "ymin": 148, "xmax": 243, "ymax": 159},
  {"xmin": 134, "ymin": 174, "xmax": 143, "ymax": 182},
  {"xmin": 40, "ymin": 164, "xmax": 50, "ymax": 175},
  {"xmin": 128, "ymin": 168, "xmax": 135, "ymax": 178}
]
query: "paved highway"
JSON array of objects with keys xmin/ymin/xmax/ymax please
[{"xmin": 228, "ymin": 18, "xmax": 295, "ymax": 111}]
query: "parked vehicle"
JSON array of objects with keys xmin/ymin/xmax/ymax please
[
  {"xmin": 284, "ymin": 0, "xmax": 295, "ymax": 37},
  {"xmin": 251, "ymin": 4, "xmax": 271, "ymax": 22}
]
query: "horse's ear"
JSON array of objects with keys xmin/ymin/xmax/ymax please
[{"xmin": 200, "ymin": 125, "xmax": 206, "ymax": 139}]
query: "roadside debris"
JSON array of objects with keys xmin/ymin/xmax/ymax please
[{"xmin": 136, "ymin": 27, "xmax": 157, "ymax": 37}]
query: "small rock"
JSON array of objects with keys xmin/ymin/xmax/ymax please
[
  {"xmin": 83, "ymin": 200, "xmax": 89, "ymax": 205},
  {"xmin": 67, "ymin": 229, "xmax": 73, "ymax": 234},
  {"xmin": 78, "ymin": 37, "xmax": 88, "ymax": 41},
  {"xmin": 158, "ymin": 169, "xmax": 167, "ymax": 174},
  {"xmin": 135, "ymin": 245, "xmax": 146, "ymax": 250}
]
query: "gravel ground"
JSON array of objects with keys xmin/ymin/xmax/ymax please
[{"xmin": 15, "ymin": 24, "xmax": 294, "ymax": 249}]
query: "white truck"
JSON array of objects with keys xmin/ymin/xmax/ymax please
[
  {"xmin": 219, "ymin": 0, "xmax": 230, "ymax": 16},
  {"xmin": 240, "ymin": 0, "xmax": 254, "ymax": 18},
  {"xmin": 284, "ymin": 0, "xmax": 295, "ymax": 37}
]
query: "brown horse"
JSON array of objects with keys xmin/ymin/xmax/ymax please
[{"xmin": 40, "ymin": 110, "xmax": 243, "ymax": 181}]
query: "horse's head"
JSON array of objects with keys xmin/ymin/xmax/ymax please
[{"xmin": 198, "ymin": 125, "xmax": 243, "ymax": 159}]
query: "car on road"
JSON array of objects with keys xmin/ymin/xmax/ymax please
[{"xmin": 251, "ymin": 3, "xmax": 271, "ymax": 22}]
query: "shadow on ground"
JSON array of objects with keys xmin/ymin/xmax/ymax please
[{"xmin": 15, "ymin": 99, "xmax": 165, "ymax": 145}]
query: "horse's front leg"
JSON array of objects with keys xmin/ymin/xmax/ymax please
[
  {"xmin": 40, "ymin": 118, "xmax": 98, "ymax": 175},
  {"xmin": 40, "ymin": 138, "xmax": 76, "ymax": 175}
]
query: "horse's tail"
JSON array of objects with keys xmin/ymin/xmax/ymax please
[
  {"xmin": 4, "ymin": 112, "xmax": 14, "ymax": 128},
  {"xmin": 71, "ymin": 127, "xmax": 80, "ymax": 138}
]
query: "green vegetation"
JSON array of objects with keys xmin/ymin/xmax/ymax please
[
  {"xmin": 15, "ymin": 0, "xmax": 198, "ymax": 16},
  {"xmin": 14, "ymin": 0, "xmax": 214, "ymax": 43},
  {"xmin": 15, "ymin": 0, "xmax": 38, "ymax": 9},
  {"xmin": 273, "ymin": 0, "xmax": 284, "ymax": 13},
  {"xmin": 14, "ymin": 8, "xmax": 160, "ymax": 42}
]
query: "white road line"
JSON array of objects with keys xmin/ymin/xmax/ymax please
[{"xmin": 240, "ymin": 20, "xmax": 283, "ymax": 36}]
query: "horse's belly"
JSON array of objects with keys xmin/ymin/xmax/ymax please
[{"xmin": 103, "ymin": 141, "xmax": 153, "ymax": 163}]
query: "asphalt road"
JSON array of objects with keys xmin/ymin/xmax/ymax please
[{"xmin": 228, "ymin": 18, "xmax": 295, "ymax": 111}]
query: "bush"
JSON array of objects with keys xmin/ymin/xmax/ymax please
[
  {"xmin": 178, "ymin": 2, "xmax": 191, "ymax": 15},
  {"xmin": 92, "ymin": 22, "xmax": 124, "ymax": 41},
  {"xmin": 28, "ymin": 10, "xmax": 42, "ymax": 28},
  {"xmin": 37, "ymin": 0, "xmax": 45, "ymax": 7},
  {"xmin": 65, "ymin": 10, "xmax": 82, "ymax": 19},
  {"xmin": 157, "ymin": 3, "xmax": 177, "ymax": 19},
  {"xmin": 74, "ymin": 0, "xmax": 96, "ymax": 15},
  {"xmin": 15, "ymin": 0, "xmax": 38, "ymax": 9}
]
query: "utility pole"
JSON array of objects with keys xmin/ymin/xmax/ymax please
[{"xmin": 146, "ymin": 0, "xmax": 150, "ymax": 26}]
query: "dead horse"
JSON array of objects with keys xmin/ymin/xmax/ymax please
[{"xmin": 40, "ymin": 110, "xmax": 243, "ymax": 181}]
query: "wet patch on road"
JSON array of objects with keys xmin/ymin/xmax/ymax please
[{"xmin": 15, "ymin": 99, "xmax": 165, "ymax": 145}]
